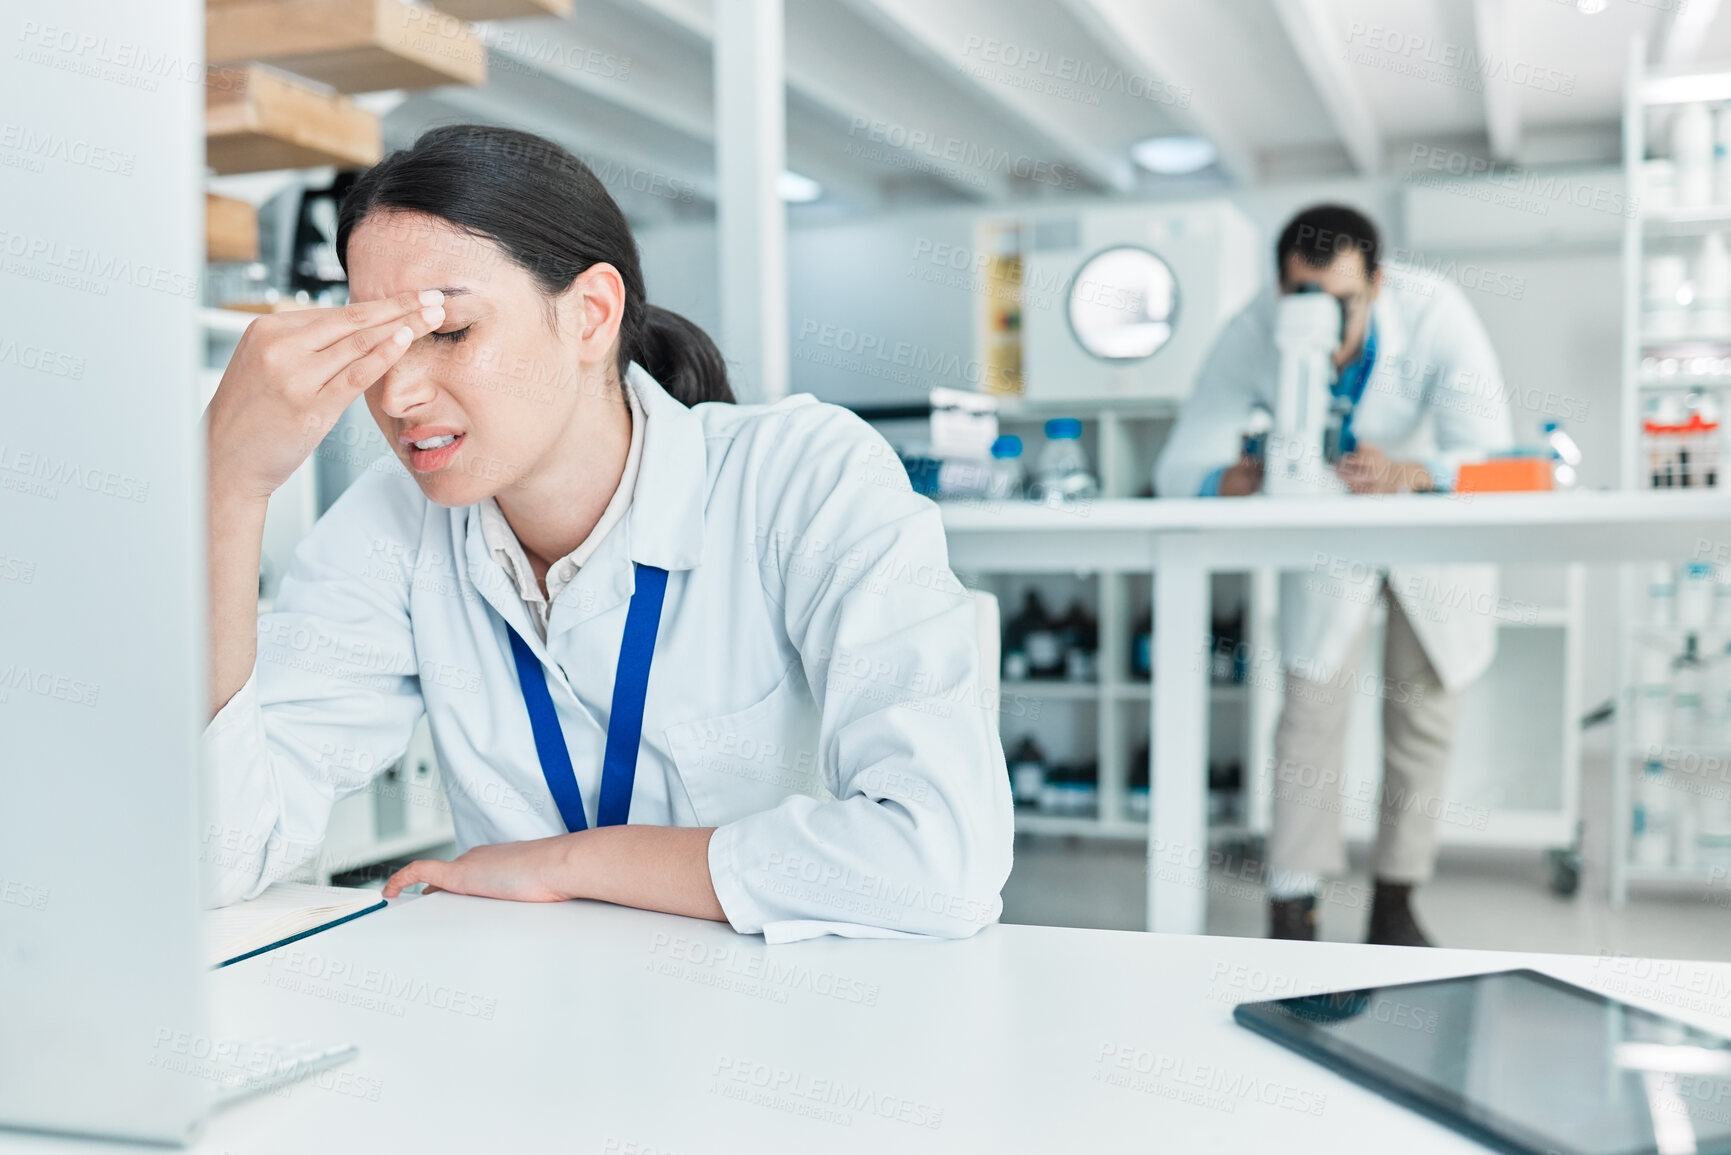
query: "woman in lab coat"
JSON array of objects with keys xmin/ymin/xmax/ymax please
[{"xmin": 202, "ymin": 125, "xmax": 1013, "ymax": 942}]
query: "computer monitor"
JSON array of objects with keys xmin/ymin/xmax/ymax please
[{"xmin": 0, "ymin": 0, "xmax": 211, "ymax": 1142}]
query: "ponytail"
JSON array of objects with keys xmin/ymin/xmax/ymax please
[{"xmin": 632, "ymin": 305, "xmax": 734, "ymax": 405}]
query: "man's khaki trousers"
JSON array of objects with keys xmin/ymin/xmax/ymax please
[{"xmin": 1268, "ymin": 582, "xmax": 1460, "ymax": 884}]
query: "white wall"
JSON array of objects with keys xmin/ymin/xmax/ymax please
[
  {"xmin": 637, "ymin": 220, "xmax": 722, "ymax": 364},
  {"xmin": 641, "ymin": 208, "xmax": 981, "ymax": 407},
  {"xmin": 785, "ymin": 209, "xmax": 981, "ymax": 407}
]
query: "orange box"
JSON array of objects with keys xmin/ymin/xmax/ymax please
[{"xmin": 1455, "ymin": 457, "xmax": 1554, "ymax": 493}]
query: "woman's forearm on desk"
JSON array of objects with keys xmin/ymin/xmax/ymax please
[
  {"xmin": 556, "ymin": 826, "xmax": 726, "ymax": 922},
  {"xmin": 382, "ymin": 826, "xmax": 727, "ymax": 923}
]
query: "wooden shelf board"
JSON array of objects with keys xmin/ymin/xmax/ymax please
[
  {"xmin": 207, "ymin": 0, "xmax": 485, "ymax": 94},
  {"xmin": 206, "ymin": 64, "xmax": 382, "ymax": 175}
]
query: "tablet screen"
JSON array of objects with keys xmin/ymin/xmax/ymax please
[{"xmin": 1234, "ymin": 968, "xmax": 1731, "ymax": 1155}]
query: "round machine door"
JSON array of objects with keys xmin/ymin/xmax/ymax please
[{"xmin": 1065, "ymin": 244, "xmax": 1180, "ymax": 361}]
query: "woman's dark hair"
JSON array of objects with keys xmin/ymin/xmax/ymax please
[
  {"xmin": 334, "ymin": 124, "xmax": 732, "ymax": 406},
  {"xmin": 1275, "ymin": 204, "xmax": 1381, "ymax": 285}
]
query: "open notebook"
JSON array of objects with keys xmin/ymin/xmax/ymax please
[{"xmin": 207, "ymin": 883, "xmax": 387, "ymax": 968}]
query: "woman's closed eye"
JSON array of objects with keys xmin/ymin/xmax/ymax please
[{"xmin": 429, "ymin": 325, "xmax": 471, "ymax": 344}]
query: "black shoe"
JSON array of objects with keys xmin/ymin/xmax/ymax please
[
  {"xmin": 1269, "ymin": 895, "xmax": 1317, "ymax": 941},
  {"xmin": 1366, "ymin": 880, "xmax": 1433, "ymax": 947}
]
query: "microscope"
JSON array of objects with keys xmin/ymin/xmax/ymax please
[{"xmin": 1258, "ymin": 288, "xmax": 1351, "ymax": 497}]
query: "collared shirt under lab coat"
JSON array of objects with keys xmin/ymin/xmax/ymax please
[
  {"xmin": 1154, "ymin": 264, "xmax": 1516, "ymax": 692},
  {"xmin": 475, "ymin": 372, "xmax": 644, "ymax": 641},
  {"xmin": 203, "ymin": 362, "xmax": 1015, "ymax": 942}
]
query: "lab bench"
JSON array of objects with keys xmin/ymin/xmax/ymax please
[{"xmin": 943, "ymin": 488, "xmax": 1731, "ymax": 934}]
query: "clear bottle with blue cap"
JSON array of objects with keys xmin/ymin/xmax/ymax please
[
  {"xmin": 1031, "ymin": 417, "xmax": 1100, "ymax": 503},
  {"xmin": 986, "ymin": 434, "xmax": 1026, "ymax": 501}
]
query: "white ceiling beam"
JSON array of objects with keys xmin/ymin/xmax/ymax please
[
  {"xmin": 1657, "ymin": 0, "xmax": 1722, "ymax": 67},
  {"xmin": 1059, "ymin": 0, "xmax": 1257, "ymax": 183},
  {"xmin": 475, "ymin": 4, "xmax": 894, "ymax": 209},
  {"xmin": 609, "ymin": 0, "xmax": 1010, "ymax": 200},
  {"xmin": 473, "ymin": 18, "xmax": 712, "ymax": 142},
  {"xmin": 781, "ymin": 91, "xmax": 1010, "ymax": 203},
  {"xmin": 614, "ymin": 0, "xmax": 711, "ymax": 41},
  {"xmin": 1472, "ymin": 0, "xmax": 1521, "ymax": 162},
  {"xmin": 1269, "ymin": 0, "xmax": 1382, "ymax": 176},
  {"xmin": 439, "ymin": 5, "xmax": 726, "ymax": 209},
  {"xmin": 783, "ymin": 103, "xmax": 980, "ymax": 205},
  {"xmin": 783, "ymin": 5, "xmax": 1022, "ymax": 200},
  {"xmin": 415, "ymin": 84, "xmax": 718, "ymax": 202},
  {"xmin": 834, "ymin": 0, "xmax": 1136, "ymax": 192}
]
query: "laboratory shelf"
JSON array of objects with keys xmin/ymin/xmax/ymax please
[
  {"xmin": 199, "ymin": 306, "xmax": 256, "ymax": 336},
  {"xmin": 1014, "ymin": 813, "xmax": 1144, "ymax": 839},
  {"xmin": 1641, "ymin": 207, "xmax": 1731, "ymax": 236},
  {"xmin": 1620, "ymin": 741, "xmax": 1731, "ymax": 760},
  {"xmin": 1012, "ymin": 812, "xmax": 1261, "ymax": 843},
  {"xmin": 1504, "ymin": 607, "xmax": 1575, "ymax": 629},
  {"xmin": 1643, "ymin": 66, "xmax": 1731, "ymax": 106},
  {"xmin": 1094, "ymin": 681, "xmax": 1248, "ymax": 702},
  {"xmin": 993, "ymin": 396, "xmax": 1179, "ymax": 421},
  {"xmin": 1622, "ymin": 862, "xmax": 1731, "ymax": 888},
  {"xmin": 1001, "ymin": 679, "xmax": 1102, "ymax": 700},
  {"xmin": 1638, "ymin": 377, "xmax": 1731, "ymax": 391},
  {"xmin": 1616, "ymin": 42, "xmax": 1731, "ymax": 905},
  {"xmin": 969, "ymin": 553, "xmax": 1584, "ymax": 875},
  {"xmin": 1640, "ymin": 333, "xmax": 1731, "ymax": 351},
  {"xmin": 998, "ymin": 680, "xmax": 1256, "ymax": 703},
  {"xmin": 1628, "ymin": 624, "xmax": 1731, "ymax": 645}
]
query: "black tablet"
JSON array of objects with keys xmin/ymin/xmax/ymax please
[{"xmin": 1234, "ymin": 968, "xmax": 1731, "ymax": 1155}]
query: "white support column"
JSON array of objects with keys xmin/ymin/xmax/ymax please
[
  {"xmin": 1472, "ymin": 0, "xmax": 1520, "ymax": 162},
  {"xmin": 1150, "ymin": 534, "xmax": 1211, "ymax": 934},
  {"xmin": 714, "ymin": 0, "xmax": 789, "ymax": 403}
]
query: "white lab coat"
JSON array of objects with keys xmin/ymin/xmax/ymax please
[
  {"xmin": 1154, "ymin": 265, "xmax": 1515, "ymax": 691},
  {"xmin": 203, "ymin": 362, "xmax": 1015, "ymax": 943}
]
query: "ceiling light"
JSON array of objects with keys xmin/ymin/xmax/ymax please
[
  {"xmin": 1131, "ymin": 136, "xmax": 1218, "ymax": 176},
  {"xmin": 1576, "ymin": 0, "xmax": 1607, "ymax": 11},
  {"xmin": 778, "ymin": 171, "xmax": 823, "ymax": 203}
]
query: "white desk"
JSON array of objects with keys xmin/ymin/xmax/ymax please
[
  {"xmin": 5, "ymin": 895, "xmax": 1731, "ymax": 1153},
  {"xmin": 943, "ymin": 490, "xmax": 1731, "ymax": 933}
]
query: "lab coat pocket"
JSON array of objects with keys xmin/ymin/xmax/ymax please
[{"xmin": 664, "ymin": 662, "xmax": 828, "ymax": 826}]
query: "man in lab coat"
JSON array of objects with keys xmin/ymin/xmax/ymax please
[{"xmin": 1155, "ymin": 205, "xmax": 1514, "ymax": 946}]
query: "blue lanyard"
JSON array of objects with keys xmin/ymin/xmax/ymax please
[
  {"xmin": 1332, "ymin": 317, "xmax": 1378, "ymax": 457},
  {"xmin": 503, "ymin": 562, "xmax": 669, "ymax": 832}
]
